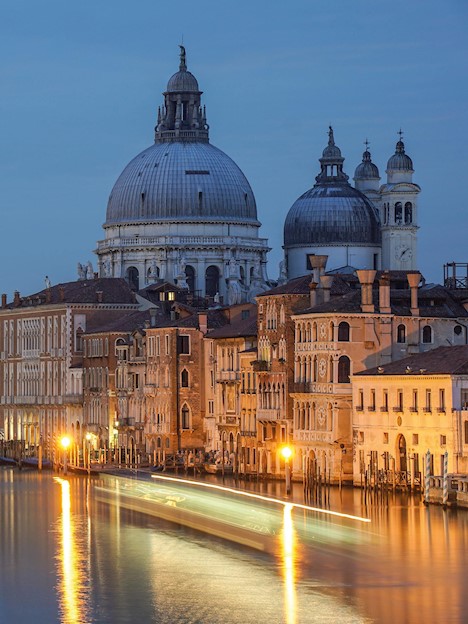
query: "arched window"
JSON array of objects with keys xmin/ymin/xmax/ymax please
[
  {"xmin": 337, "ymin": 322, "xmax": 350, "ymax": 342},
  {"xmin": 394, "ymin": 202, "xmax": 402, "ymax": 225},
  {"xmin": 181, "ymin": 404, "xmax": 190, "ymax": 430},
  {"xmin": 404, "ymin": 202, "xmax": 413, "ymax": 224},
  {"xmin": 181, "ymin": 369, "xmax": 189, "ymax": 387},
  {"xmin": 205, "ymin": 265, "xmax": 219, "ymax": 298},
  {"xmin": 397, "ymin": 324, "xmax": 406, "ymax": 343},
  {"xmin": 337, "ymin": 356, "xmax": 351, "ymax": 383},
  {"xmin": 422, "ymin": 325, "xmax": 433, "ymax": 344},
  {"xmin": 126, "ymin": 266, "xmax": 139, "ymax": 291},
  {"xmin": 75, "ymin": 327, "xmax": 84, "ymax": 352},
  {"xmin": 185, "ymin": 265, "xmax": 196, "ymax": 293}
]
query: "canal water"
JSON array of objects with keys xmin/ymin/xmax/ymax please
[{"xmin": 1, "ymin": 467, "xmax": 467, "ymax": 624}]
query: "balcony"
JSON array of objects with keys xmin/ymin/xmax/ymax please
[
  {"xmin": 216, "ymin": 370, "xmax": 240, "ymax": 383},
  {"xmin": 437, "ymin": 407, "xmax": 446, "ymax": 413},
  {"xmin": 409, "ymin": 407, "xmax": 418, "ymax": 413},
  {"xmin": 393, "ymin": 406, "xmax": 403, "ymax": 413},
  {"xmin": 256, "ymin": 408, "xmax": 283, "ymax": 422},
  {"xmin": 380, "ymin": 406, "xmax": 389, "ymax": 412}
]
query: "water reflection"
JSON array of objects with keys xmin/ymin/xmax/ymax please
[
  {"xmin": 282, "ymin": 503, "xmax": 296, "ymax": 624},
  {"xmin": 54, "ymin": 477, "xmax": 90, "ymax": 624}
]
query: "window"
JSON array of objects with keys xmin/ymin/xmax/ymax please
[
  {"xmin": 404, "ymin": 202, "xmax": 413, "ymax": 224},
  {"xmin": 338, "ymin": 322, "xmax": 350, "ymax": 342},
  {"xmin": 382, "ymin": 390, "xmax": 389, "ymax": 412},
  {"xmin": 440, "ymin": 435, "xmax": 447, "ymax": 446},
  {"xmin": 412, "ymin": 390, "xmax": 418, "ymax": 412},
  {"xmin": 208, "ymin": 400, "xmax": 214, "ymax": 415},
  {"xmin": 337, "ymin": 356, "xmax": 350, "ymax": 383},
  {"xmin": 394, "ymin": 202, "xmax": 402, "ymax": 224},
  {"xmin": 397, "ymin": 390, "xmax": 403, "ymax": 411},
  {"xmin": 126, "ymin": 266, "xmax": 139, "ymax": 291},
  {"xmin": 383, "ymin": 432, "xmax": 389, "ymax": 444},
  {"xmin": 464, "ymin": 421, "xmax": 468, "ymax": 444},
  {"xmin": 413, "ymin": 433, "xmax": 419, "ymax": 445},
  {"xmin": 205, "ymin": 265, "xmax": 220, "ymax": 298},
  {"xmin": 181, "ymin": 369, "xmax": 189, "ymax": 387},
  {"xmin": 75, "ymin": 328, "xmax": 84, "ymax": 352},
  {"xmin": 165, "ymin": 335, "xmax": 169, "ymax": 355},
  {"xmin": 370, "ymin": 390, "xmax": 376, "ymax": 411},
  {"xmin": 439, "ymin": 389, "xmax": 446, "ymax": 412},
  {"xmin": 425, "ymin": 390, "xmax": 432, "ymax": 412},
  {"xmin": 177, "ymin": 335, "xmax": 190, "ymax": 355},
  {"xmin": 357, "ymin": 390, "xmax": 364, "ymax": 411},
  {"xmin": 462, "ymin": 390, "xmax": 468, "ymax": 410},
  {"xmin": 241, "ymin": 309, "xmax": 250, "ymax": 320},
  {"xmin": 181, "ymin": 404, "xmax": 190, "ymax": 430},
  {"xmin": 422, "ymin": 325, "xmax": 432, "ymax": 344},
  {"xmin": 397, "ymin": 324, "xmax": 406, "ymax": 343}
]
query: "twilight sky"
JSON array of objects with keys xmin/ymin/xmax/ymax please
[{"xmin": 1, "ymin": 0, "xmax": 467, "ymax": 297}]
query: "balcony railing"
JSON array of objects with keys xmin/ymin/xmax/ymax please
[
  {"xmin": 256, "ymin": 408, "xmax": 283, "ymax": 422},
  {"xmin": 216, "ymin": 370, "xmax": 241, "ymax": 382}
]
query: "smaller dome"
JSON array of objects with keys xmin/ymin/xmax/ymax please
[
  {"xmin": 387, "ymin": 139, "xmax": 413, "ymax": 171},
  {"xmin": 321, "ymin": 126, "xmax": 343, "ymax": 160},
  {"xmin": 355, "ymin": 149, "xmax": 380, "ymax": 179},
  {"xmin": 166, "ymin": 69, "xmax": 199, "ymax": 93}
]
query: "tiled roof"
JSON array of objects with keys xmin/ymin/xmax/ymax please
[
  {"xmin": 296, "ymin": 282, "xmax": 468, "ymax": 318},
  {"xmin": 207, "ymin": 314, "xmax": 257, "ymax": 339},
  {"xmin": 85, "ymin": 310, "xmax": 152, "ymax": 334},
  {"xmin": 357, "ymin": 346, "xmax": 468, "ymax": 376},
  {"xmin": 7, "ymin": 278, "xmax": 137, "ymax": 308}
]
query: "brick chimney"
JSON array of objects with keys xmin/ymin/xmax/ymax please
[
  {"xmin": 58, "ymin": 286, "xmax": 65, "ymax": 302},
  {"xmin": 1, "ymin": 294, "xmax": 7, "ymax": 309},
  {"xmin": 356, "ymin": 270, "xmax": 377, "ymax": 313},
  {"xmin": 320, "ymin": 275, "xmax": 333, "ymax": 303},
  {"xmin": 198, "ymin": 311, "xmax": 208, "ymax": 335},
  {"xmin": 96, "ymin": 290, "xmax": 103, "ymax": 303},
  {"xmin": 379, "ymin": 273, "xmax": 391, "ymax": 314},
  {"xmin": 407, "ymin": 272, "xmax": 421, "ymax": 316},
  {"xmin": 13, "ymin": 291, "xmax": 20, "ymax": 307},
  {"xmin": 149, "ymin": 308, "xmax": 157, "ymax": 328},
  {"xmin": 309, "ymin": 281, "xmax": 318, "ymax": 307}
]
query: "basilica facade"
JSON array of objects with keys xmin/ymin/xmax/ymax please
[{"xmin": 95, "ymin": 47, "xmax": 270, "ymax": 305}]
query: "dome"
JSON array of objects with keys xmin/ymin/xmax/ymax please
[
  {"xmin": 387, "ymin": 139, "xmax": 413, "ymax": 171},
  {"xmin": 284, "ymin": 184, "xmax": 381, "ymax": 246},
  {"xmin": 354, "ymin": 150, "xmax": 380, "ymax": 179},
  {"xmin": 105, "ymin": 141, "xmax": 258, "ymax": 225},
  {"xmin": 166, "ymin": 69, "xmax": 199, "ymax": 93}
]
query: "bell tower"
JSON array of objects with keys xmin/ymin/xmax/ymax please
[{"xmin": 380, "ymin": 132, "xmax": 420, "ymax": 270}]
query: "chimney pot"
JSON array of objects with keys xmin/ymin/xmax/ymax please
[
  {"xmin": 1, "ymin": 294, "xmax": 7, "ymax": 309},
  {"xmin": 13, "ymin": 291, "xmax": 20, "ymax": 307},
  {"xmin": 379, "ymin": 273, "xmax": 391, "ymax": 314},
  {"xmin": 407, "ymin": 272, "xmax": 421, "ymax": 316},
  {"xmin": 356, "ymin": 270, "xmax": 377, "ymax": 313},
  {"xmin": 96, "ymin": 290, "xmax": 103, "ymax": 303}
]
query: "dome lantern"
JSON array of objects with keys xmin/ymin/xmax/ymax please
[{"xmin": 155, "ymin": 46, "xmax": 209, "ymax": 143}]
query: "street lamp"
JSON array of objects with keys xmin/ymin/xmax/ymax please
[
  {"xmin": 61, "ymin": 436, "xmax": 71, "ymax": 475},
  {"xmin": 281, "ymin": 446, "xmax": 293, "ymax": 495},
  {"xmin": 85, "ymin": 432, "xmax": 92, "ymax": 475}
]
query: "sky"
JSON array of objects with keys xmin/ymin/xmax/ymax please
[{"xmin": 1, "ymin": 0, "xmax": 467, "ymax": 297}]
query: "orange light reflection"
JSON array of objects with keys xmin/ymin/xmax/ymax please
[{"xmin": 54, "ymin": 477, "xmax": 87, "ymax": 624}]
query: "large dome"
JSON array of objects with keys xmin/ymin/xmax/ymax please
[
  {"xmin": 105, "ymin": 141, "xmax": 258, "ymax": 224},
  {"xmin": 284, "ymin": 183, "xmax": 381, "ymax": 246}
]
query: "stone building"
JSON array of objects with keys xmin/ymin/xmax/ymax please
[
  {"xmin": 255, "ymin": 276, "xmax": 311, "ymax": 477},
  {"xmin": 206, "ymin": 306, "xmax": 257, "ymax": 470},
  {"xmin": 96, "ymin": 47, "xmax": 270, "ymax": 302},
  {"xmin": 290, "ymin": 263, "xmax": 468, "ymax": 483},
  {"xmin": 352, "ymin": 346, "xmax": 468, "ymax": 486},
  {"xmin": 0, "ymin": 279, "xmax": 138, "ymax": 459}
]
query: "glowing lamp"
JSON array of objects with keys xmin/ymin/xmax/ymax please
[
  {"xmin": 281, "ymin": 446, "xmax": 292, "ymax": 460},
  {"xmin": 61, "ymin": 436, "xmax": 71, "ymax": 449}
]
